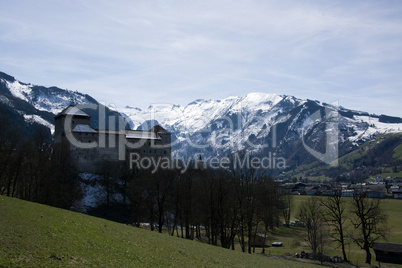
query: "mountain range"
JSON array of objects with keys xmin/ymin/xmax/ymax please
[{"xmin": 1, "ymin": 71, "xmax": 401, "ymax": 180}]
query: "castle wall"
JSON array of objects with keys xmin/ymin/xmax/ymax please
[{"xmin": 55, "ymin": 110, "xmax": 172, "ymax": 174}]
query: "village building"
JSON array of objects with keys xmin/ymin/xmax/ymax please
[
  {"xmin": 389, "ymin": 185, "xmax": 400, "ymax": 194},
  {"xmin": 393, "ymin": 192, "xmax": 402, "ymax": 199},
  {"xmin": 373, "ymin": 243, "xmax": 402, "ymax": 264},
  {"xmin": 305, "ymin": 186, "xmax": 319, "ymax": 196},
  {"xmin": 251, "ymin": 233, "xmax": 268, "ymax": 247},
  {"xmin": 341, "ymin": 189, "xmax": 354, "ymax": 197},
  {"xmin": 54, "ymin": 105, "xmax": 171, "ymax": 173}
]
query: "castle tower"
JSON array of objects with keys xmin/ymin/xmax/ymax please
[
  {"xmin": 54, "ymin": 105, "xmax": 91, "ymax": 143},
  {"xmin": 150, "ymin": 125, "xmax": 172, "ymax": 159}
]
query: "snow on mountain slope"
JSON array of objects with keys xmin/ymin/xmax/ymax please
[
  {"xmin": 2, "ymin": 71, "xmax": 401, "ymax": 163},
  {"xmin": 119, "ymin": 93, "xmax": 285, "ymax": 131},
  {"xmin": 3, "ymin": 79, "xmax": 94, "ymax": 114},
  {"xmin": 116, "ymin": 93, "xmax": 402, "ymax": 160},
  {"xmin": 347, "ymin": 115, "xmax": 402, "ymax": 142},
  {"xmin": 0, "ymin": 94, "xmax": 13, "ymax": 107},
  {"xmin": 1, "ymin": 73, "xmax": 99, "ymax": 134},
  {"xmin": 23, "ymin": 114, "xmax": 55, "ymax": 134},
  {"xmin": 115, "ymin": 93, "xmax": 304, "ymax": 157},
  {"xmin": 5, "ymin": 80, "xmax": 32, "ymax": 103}
]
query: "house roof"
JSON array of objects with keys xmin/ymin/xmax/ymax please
[
  {"xmin": 254, "ymin": 233, "xmax": 269, "ymax": 238},
  {"xmin": 56, "ymin": 105, "xmax": 90, "ymax": 118},
  {"xmin": 366, "ymin": 185, "xmax": 387, "ymax": 191},
  {"xmin": 73, "ymin": 124, "xmax": 97, "ymax": 133},
  {"xmin": 305, "ymin": 186, "xmax": 318, "ymax": 192},
  {"xmin": 373, "ymin": 243, "xmax": 402, "ymax": 253}
]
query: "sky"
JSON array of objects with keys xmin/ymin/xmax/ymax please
[{"xmin": 1, "ymin": 0, "xmax": 402, "ymax": 117}]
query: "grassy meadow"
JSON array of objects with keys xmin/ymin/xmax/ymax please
[
  {"xmin": 2, "ymin": 194, "xmax": 402, "ymax": 267},
  {"xmin": 121, "ymin": 194, "xmax": 402, "ymax": 267},
  {"xmin": 258, "ymin": 195, "xmax": 402, "ymax": 267},
  {"xmin": 0, "ymin": 195, "xmax": 320, "ymax": 267}
]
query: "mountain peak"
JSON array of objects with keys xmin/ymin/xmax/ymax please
[
  {"xmin": 239, "ymin": 92, "xmax": 283, "ymax": 110},
  {"xmin": 188, "ymin": 99, "xmax": 211, "ymax": 106},
  {"xmin": 244, "ymin": 92, "xmax": 280, "ymax": 99},
  {"xmin": 0, "ymin": 71, "xmax": 16, "ymax": 82}
]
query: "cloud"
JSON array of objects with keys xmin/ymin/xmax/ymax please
[{"xmin": 0, "ymin": 0, "xmax": 402, "ymax": 116}]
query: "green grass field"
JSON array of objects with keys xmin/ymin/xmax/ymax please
[
  {"xmin": 0, "ymin": 196, "xmax": 320, "ymax": 267},
  {"xmin": 393, "ymin": 143, "xmax": 402, "ymax": 159},
  {"xmin": 139, "ymin": 195, "xmax": 402, "ymax": 267},
  {"xmin": 273, "ymin": 195, "xmax": 402, "ymax": 267},
  {"xmin": 2, "ymin": 194, "xmax": 401, "ymax": 267}
]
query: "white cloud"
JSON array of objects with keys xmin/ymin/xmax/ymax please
[{"xmin": 0, "ymin": 0, "xmax": 402, "ymax": 116}]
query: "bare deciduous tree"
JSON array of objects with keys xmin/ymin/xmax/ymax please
[
  {"xmin": 319, "ymin": 190, "xmax": 349, "ymax": 262},
  {"xmin": 298, "ymin": 197, "xmax": 328, "ymax": 258},
  {"xmin": 350, "ymin": 191, "xmax": 388, "ymax": 264},
  {"xmin": 281, "ymin": 192, "xmax": 293, "ymax": 228}
]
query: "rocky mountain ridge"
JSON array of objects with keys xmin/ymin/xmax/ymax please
[{"xmin": 1, "ymin": 71, "xmax": 401, "ymax": 177}]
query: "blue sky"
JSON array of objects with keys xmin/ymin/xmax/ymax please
[{"xmin": 1, "ymin": 0, "xmax": 402, "ymax": 116}]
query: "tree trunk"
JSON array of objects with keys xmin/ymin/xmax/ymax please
[
  {"xmin": 171, "ymin": 212, "xmax": 177, "ymax": 236},
  {"xmin": 364, "ymin": 244, "xmax": 371, "ymax": 264},
  {"xmin": 253, "ymin": 223, "xmax": 259, "ymax": 253},
  {"xmin": 240, "ymin": 222, "xmax": 245, "ymax": 252},
  {"xmin": 158, "ymin": 203, "xmax": 164, "ymax": 233},
  {"xmin": 340, "ymin": 228, "xmax": 348, "ymax": 262},
  {"xmin": 248, "ymin": 224, "xmax": 252, "ymax": 254}
]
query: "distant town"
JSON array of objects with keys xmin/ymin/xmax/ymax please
[{"xmin": 279, "ymin": 175, "xmax": 402, "ymax": 199}]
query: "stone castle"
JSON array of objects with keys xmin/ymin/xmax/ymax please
[{"xmin": 54, "ymin": 105, "xmax": 171, "ymax": 173}]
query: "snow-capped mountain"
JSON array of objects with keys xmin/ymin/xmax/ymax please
[
  {"xmin": 1, "ymin": 70, "xmax": 401, "ymax": 172},
  {"xmin": 116, "ymin": 92, "xmax": 402, "ymax": 168},
  {"xmin": 0, "ymin": 72, "xmax": 98, "ymax": 135},
  {"xmin": 0, "ymin": 71, "xmax": 121, "ymax": 136},
  {"xmin": 115, "ymin": 93, "xmax": 295, "ymax": 155},
  {"xmin": 5, "ymin": 79, "xmax": 96, "ymax": 115}
]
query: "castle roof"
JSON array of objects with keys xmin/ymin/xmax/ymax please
[
  {"xmin": 73, "ymin": 124, "xmax": 97, "ymax": 133},
  {"xmin": 150, "ymin": 125, "xmax": 170, "ymax": 134},
  {"xmin": 55, "ymin": 105, "xmax": 90, "ymax": 118},
  {"xmin": 125, "ymin": 130, "xmax": 161, "ymax": 140}
]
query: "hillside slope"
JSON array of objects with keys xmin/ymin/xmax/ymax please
[
  {"xmin": 0, "ymin": 196, "xmax": 318, "ymax": 267},
  {"xmin": 0, "ymin": 71, "xmax": 128, "ymax": 140},
  {"xmin": 282, "ymin": 133, "xmax": 402, "ymax": 181}
]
